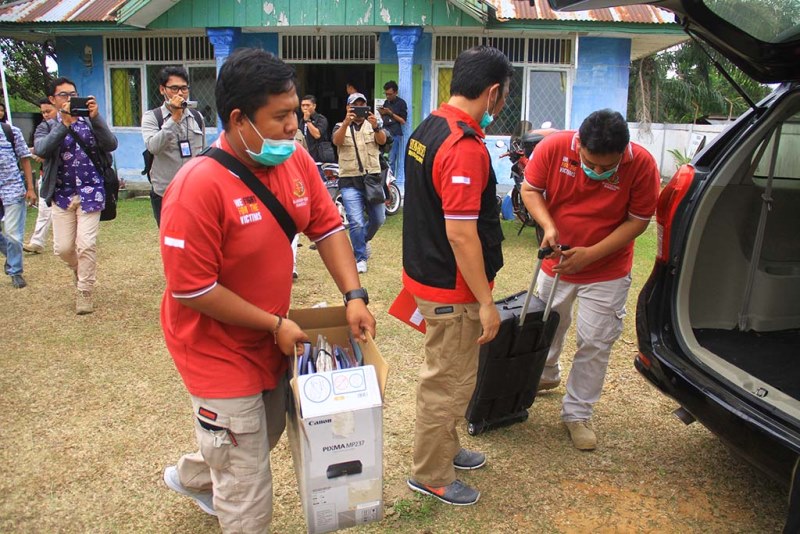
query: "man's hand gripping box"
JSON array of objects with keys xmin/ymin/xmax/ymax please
[{"xmin": 287, "ymin": 306, "xmax": 388, "ymax": 534}]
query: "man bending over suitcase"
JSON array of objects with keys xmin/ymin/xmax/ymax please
[
  {"xmin": 521, "ymin": 109, "xmax": 660, "ymax": 450},
  {"xmin": 402, "ymin": 45, "xmax": 513, "ymax": 506}
]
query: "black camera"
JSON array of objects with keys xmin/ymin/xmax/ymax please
[
  {"xmin": 69, "ymin": 97, "xmax": 90, "ymax": 117},
  {"xmin": 352, "ymin": 106, "xmax": 370, "ymax": 118}
]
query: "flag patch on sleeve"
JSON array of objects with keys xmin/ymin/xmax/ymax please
[
  {"xmin": 164, "ymin": 236, "xmax": 185, "ymax": 249},
  {"xmin": 451, "ymin": 175, "xmax": 471, "ymax": 185}
]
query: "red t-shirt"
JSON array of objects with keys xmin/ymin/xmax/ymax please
[
  {"xmin": 524, "ymin": 131, "xmax": 660, "ymax": 284},
  {"xmin": 160, "ymin": 133, "xmax": 343, "ymax": 398},
  {"xmin": 403, "ymin": 103, "xmax": 493, "ymax": 304}
]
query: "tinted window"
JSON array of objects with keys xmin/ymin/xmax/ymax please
[
  {"xmin": 753, "ymin": 111, "xmax": 800, "ymax": 181},
  {"xmin": 706, "ymin": 0, "xmax": 800, "ymax": 43}
]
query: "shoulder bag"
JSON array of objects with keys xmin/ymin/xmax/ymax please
[{"xmin": 350, "ymin": 124, "xmax": 385, "ymax": 205}]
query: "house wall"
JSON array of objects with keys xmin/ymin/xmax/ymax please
[
  {"xmin": 57, "ymin": 36, "xmax": 106, "ymax": 120},
  {"xmin": 572, "ymin": 37, "xmax": 631, "ymax": 126}
]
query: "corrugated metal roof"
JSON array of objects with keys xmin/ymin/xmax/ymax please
[
  {"xmin": 486, "ymin": 0, "xmax": 676, "ymax": 24},
  {"xmin": 0, "ymin": 0, "xmax": 125, "ymax": 23}
]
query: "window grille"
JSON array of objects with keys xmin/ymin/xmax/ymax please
[
  {"xmin": 434, "ymin": 35, "xmax": 574, "ymax": 65},
  {"xmin": 109, "ymin": 67, "xmax": 142, "ymax": 127},
  {"xmin": 105, "ymin": 37, "xmax": 142, "ymax": 62},
  {"xmin": 484, "ymin": 67, "xmax": 524, "ymax": 136},
  {"xmin": 145, "ymin": 37, "xmax": 183, "ymax": 62},
  {"xmin": 106, "ymin": 36, "xmax": 213, "ymax": 63},
  {"xmin": 281, "ymin": 34, "xmax": 376, "ymax": 63}
]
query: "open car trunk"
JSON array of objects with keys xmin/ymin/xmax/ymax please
[{"xmin": 677, "ymin": 88, "xmax": 800, "ymax": 415}]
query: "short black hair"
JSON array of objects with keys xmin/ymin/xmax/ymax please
[
  {"xmin": 579, "ymin": 109, "xmax": 630, "ymax": 155},
  {"xmin": 158, "ymin": 66, "xmax": 189, "ymax": 87},
  {"xmin": 383, "ymin": 80, "xmax": 398, "ymax": 92},
  {"xmin": 216, "ymin": 48, "xmax": 296, "ymax": 129},
  {"xmin": 450, "ymin": 46, "xmax": 513, "ymax": 100},
  {"xmin": 49, "ymin": 77, "xmax": 77, "ymax": 96},
  {"xmin": 0, "ymin": 101, "xmax": 5, "ymax": 123},
  {"xmin": 38, "ymin": 97, "xmax": 52, "ymax": 106},
  {"xmin": 302, "ymin": 95, "xmax": 317, "ymax": 104}
]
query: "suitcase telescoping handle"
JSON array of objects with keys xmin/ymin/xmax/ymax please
[{"xmin": 519, "ymin": 245, "xmax": 570, "ymax": 326}]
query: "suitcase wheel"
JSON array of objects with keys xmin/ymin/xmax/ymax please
[{"xmin": 468, "ymin": 422, "xmax": 484, "ymax": 436}]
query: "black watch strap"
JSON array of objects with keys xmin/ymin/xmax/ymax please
[{"xmin": 343, "ymin": 288, "xmax": 369, "ymax": 306}]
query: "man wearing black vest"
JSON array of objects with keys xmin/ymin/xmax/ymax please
[
  {"xmin": 142, "ymin": 66, "xmax": 205, "ymax": 227},
  {"xmin": 403, "ymin": 46, "xmax": 512, "ymax": 506}
]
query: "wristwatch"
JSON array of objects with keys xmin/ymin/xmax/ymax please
[{"xmin": 343, "ymin": 288, "xmax": 369, "ymax": 306}]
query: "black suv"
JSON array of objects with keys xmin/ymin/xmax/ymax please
[{"xmin": 552, "ymin": 0, "xmax": 800, "ymax": 516}]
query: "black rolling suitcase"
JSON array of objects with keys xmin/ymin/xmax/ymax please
[{"xmin": 465, "ymin": 247, "xmax": 566, "ymax": 436}]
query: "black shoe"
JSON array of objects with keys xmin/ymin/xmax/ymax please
[
  {"xmin": 292, "ymin": 272, "xmax": 298, "ymax": 280},
  {"xmin": 10, "ymin": 274, "xmax": 27, "ymax": 289},
  {"xmin": 309, "ymin": 243, "xmax": 317, "ymax": 251}
]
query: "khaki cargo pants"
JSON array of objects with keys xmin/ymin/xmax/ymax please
[
  {"xmin": 411, "ymin": 298, "xmax": 482, "ymax": 487},
  {"xmin": 175, "ymin": 376, "xmax": 288, "ymax": 533}
]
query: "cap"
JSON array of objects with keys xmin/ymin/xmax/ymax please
[{"xmin": 347, "ymin": 92, "xmax": 367, "ymax": 106}]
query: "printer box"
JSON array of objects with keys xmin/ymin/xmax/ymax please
[{"xmin": 287, "ymin": 306, "xmax": 388, "ymax": 534}]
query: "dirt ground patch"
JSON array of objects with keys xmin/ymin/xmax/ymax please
[{"xmin": 0, "ymin": 199, "xmax": 788, "ymax": 533}]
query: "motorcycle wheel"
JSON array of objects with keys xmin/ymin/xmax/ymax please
[
  {"xmin": 511, "ymin": 187, "xmax": 536, "ymax": 227},
  {"xmin": 335, "ymin": 193, "xmax": 348, "ymax": 227},
  {"xmin": 385, "ymin": 183, "xmax": 401, "ymax": 216}
]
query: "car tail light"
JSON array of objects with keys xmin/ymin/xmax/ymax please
[
  {"xmin": 656, "ymin": 164, "xmax": 695, "ymax": 264},
  {"xmin": 636, "ymin": 351, "xmax": 652, "ymax": 369}
]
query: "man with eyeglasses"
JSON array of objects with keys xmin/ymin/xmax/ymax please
[
  {"xmin": 24, "ymin": 98, "xmax": 58, "ymax": 255},
  {"xmin": 520, "ymin": 109, "xmax": 660, "ymax": 451},
  {"xmin": 35, "ymin": 76, "xmax": 118, "ymax": 314},
  {"xmin": 142, "ymin": 66, "xmax": 206, "ymax": 227}
]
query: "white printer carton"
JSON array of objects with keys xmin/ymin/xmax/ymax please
[{"xmin": 287, "ymin": 306, "xmax": 388, "ymax": 534}]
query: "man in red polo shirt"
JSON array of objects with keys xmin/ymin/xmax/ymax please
[
  {"xmin": 522, "ymin": 109, "xmax": 660, "ymax": 451},
  {"xmin": 158, "ymin": 48, "xmax": 375, "ymax": 531},
  {"xmin": 402, "ymin": 45, "xmax": 513, "ymax": 506}
]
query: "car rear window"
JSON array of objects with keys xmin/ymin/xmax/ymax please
[
  {"xmin": 753, "ymin": 111, "xmax": 800, "ymax": 184},
  {"xmin": 706, "ymin": 0, "xmax": 800, "ymax": 43}
]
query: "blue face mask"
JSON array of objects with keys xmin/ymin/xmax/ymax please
[
  {"xmin": 239, "ymin": 118, "xmax": 296, "ymax": 167},
  {"xmin": 581, "ymin": 160, "xmax": 620, "ymax": 181},
  {"xmin": 479, "ymin": 111, "xmax": 494, "ymax": 129}
]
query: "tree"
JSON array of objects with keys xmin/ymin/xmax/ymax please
[{"xmin": 0, "ymin": 38, "xmax": 56, "ymax": 106}]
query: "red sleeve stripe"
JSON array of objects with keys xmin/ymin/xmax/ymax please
[{"xmin": 172, "ymin": 282, "xmax": 217, "ymax": 299}]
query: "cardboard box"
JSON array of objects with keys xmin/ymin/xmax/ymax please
[{"xmin": 287, "ymin": 306, "xmax": 388, "ymax": 534}]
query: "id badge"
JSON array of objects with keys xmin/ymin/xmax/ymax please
[{"xmin": 179, "ymin": 140, "xmax": 192, "ymax": 158}]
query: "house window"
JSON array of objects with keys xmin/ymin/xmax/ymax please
[
  {"xmin": 432, "ymin": 34, "xmax": 574, "ymax": 135},
  {"xmin": 110, "ymin": 67, "xmax": 142, "ymax": 127},
  {"xmin": 527, "ymin": 70, "xmax": 568, "ymax": 130},
  {"xmin": 105, "ymin": 35, "xmax": 215, "ymax": 128}
]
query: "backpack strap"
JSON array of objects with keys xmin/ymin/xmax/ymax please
[
  {"xmin": 153, "ymin": 107, "xmax": 164, "ymax": 129},
  {"xmin": 201, "ymin": 146, "xmax": 296, "ymax": 243},
  {"xmin": 1, "ymin": 122, "xmax": 16, "ymax": 154}
]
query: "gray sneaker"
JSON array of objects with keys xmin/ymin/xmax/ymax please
[
  {"xmin": 453, "ymin": 448, "xmax": 486, "ymax": 470},
  {"xmin": 163, "ymin": 465, "xmax": 217, "ymax": 516},
  {"xmin": 407, "ymin": 478, "xmax": 480, "ymax": 506},
  {"xmin": 10, "ymin": 274, "xmax": 27, "ymax": 289}
]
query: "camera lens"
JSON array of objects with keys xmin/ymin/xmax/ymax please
[{"xmin": 180, "ymin": 101, "xmax": 188, "ymax": 109}]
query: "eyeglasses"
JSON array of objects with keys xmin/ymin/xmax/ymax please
[
  {"xmin": 165, "ymin": 85, "xmax": 190, "ymax": 92},
  {"xmin": 55, "ymin": 91, "xmax": 79, "ymax": 98}
]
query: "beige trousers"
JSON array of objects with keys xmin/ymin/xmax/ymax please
[
  {"xmin": 177, "ymin": 377, "xmax": 288, "ymax": 533},
  {"xmin": 412, "ymin": 297, "xmax": 482, "ymax": 487},
  {"xmin": 51, "ymin": 204, "xmax": 101, "ymax": 292}
]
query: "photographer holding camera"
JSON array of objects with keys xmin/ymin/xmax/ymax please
[
  {"xmin": 34, "ymin": 76, "xmax": 118, "ymax": 314},
  {"xmin": 332, "ymin": 92, "xmax": 388, "ymax": 273},
  {"xmin": 142, "ymin": 66, "xmax": 206, "ymax": 227}
]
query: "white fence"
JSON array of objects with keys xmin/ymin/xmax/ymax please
[{"xmin": 628, "ymin": 122, "xmax": 732, "ymax": 180}]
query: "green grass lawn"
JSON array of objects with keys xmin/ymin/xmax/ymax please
[{"xmin": 0, "ymin": 199, "xmax": 785, "ymax": 533}]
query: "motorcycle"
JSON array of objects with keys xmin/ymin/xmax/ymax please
[
  {"xmin": 382, "ymin": 155, "xmax": 402, "ymax": 216},
  {"xmin": 320, "ymin": 162, "xmax": 348, "ymax": 227},
  {"xmin": 499, "ymin": 121, "xmax": 557, "ymax": 235}
]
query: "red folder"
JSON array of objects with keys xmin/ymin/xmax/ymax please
[{"xmin": 388, "ymin": 287, "xmax": 426, "ymax": 334}]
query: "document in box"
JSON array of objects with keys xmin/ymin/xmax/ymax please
[{"xmin": 297, "ymin": 365, "xmax": 382, "ymax": 418}]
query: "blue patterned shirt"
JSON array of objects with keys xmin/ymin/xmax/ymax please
[
  {"xmin": 54, "ymin": 118, "xmax": 105, "ymax": 212},
  {"xmin": 0, "ymin": 124, "xmax": 31, "ymax": 205}
]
